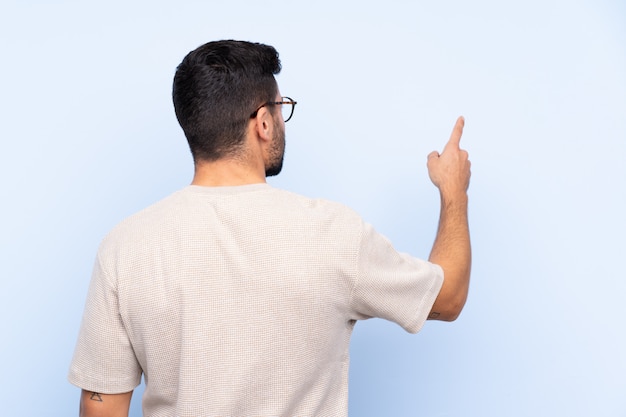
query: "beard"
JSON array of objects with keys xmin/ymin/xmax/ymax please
[{"xmin": 265, "ymin": 118, "xmax": 285, "ymax": 177}]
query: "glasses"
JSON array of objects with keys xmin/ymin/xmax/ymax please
[{"xmin": 250, "ymin": 96, "xmax": 297, "ymax": 122}]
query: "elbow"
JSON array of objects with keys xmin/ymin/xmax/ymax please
[
  {"xmin": 446, "ymin": 293, "xmax": 468, "ymax": 321},
  {"xmin": 431, "ymin": 293, "xmax": 468, "ymax": 322},
  {"xmin": 439, "ymin": 307, "xmax": 462, "ymax": 322},
  {"xmin": 435, "ymin": 307, "xmax": 462, "ymax": 322},
  {"xmin": 430, "ymin": 269, "xmax": 470, "ymax": 322}
]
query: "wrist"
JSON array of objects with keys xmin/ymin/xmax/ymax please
[{"xmin": 439, "ymin": 190, "xmax": 468, "ymax": 207}]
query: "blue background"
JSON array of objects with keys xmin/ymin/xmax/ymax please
[{"xmin": 1, "ymin": 1, "xmax": 625, "ymax": 415}]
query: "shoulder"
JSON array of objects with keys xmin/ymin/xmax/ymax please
[
  {"xmin": 270, "ymin": 187, "xmax": 362, "ymax": 218},
  {"xmin": 97, "ymin": 189, "xmax": 187, "ymax": 254},
  {"xmin": 267, "ymin": 188, "xmax": 366, "ymax": 231}
]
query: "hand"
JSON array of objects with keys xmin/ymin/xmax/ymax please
[{"xmin": 427, "ymin": 116, "xmax": 471, "ymax": 197}]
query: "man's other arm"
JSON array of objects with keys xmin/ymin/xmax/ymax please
[
  {"xmin": 426, "ymin": 116, "xmax": 472, "ymax": 322},
  {"xmin": 79, "ymin": 389, "xmax": 133, "ymax": 417}
]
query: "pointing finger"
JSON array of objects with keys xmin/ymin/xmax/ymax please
[{"xmin": 443, "ymin": 116, "xmax": 465, "ymax": 152}]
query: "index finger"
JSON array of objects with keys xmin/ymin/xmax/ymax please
[{"xmin": 443, "ymin": 116, "xmax": 465, "ymax": 152}]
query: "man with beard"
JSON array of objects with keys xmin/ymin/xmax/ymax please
[{"xmin": 68, "ymin": 40, "xmax": 472, "ymax": 417}]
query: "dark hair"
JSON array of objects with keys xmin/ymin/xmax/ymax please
[{"xmin": 172, "ymin": 40, "xmax": 281, "ymax": 162}]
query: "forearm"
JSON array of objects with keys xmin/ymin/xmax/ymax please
[{"xmin": 428, "ymin": 192, "xmax": 471, "ymax": 321}]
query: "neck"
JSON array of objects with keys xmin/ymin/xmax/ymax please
[{"xmin": 191, "ymin": 157, "xmax": 266, "ymax": 187}]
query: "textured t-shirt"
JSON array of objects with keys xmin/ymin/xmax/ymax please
[{"xmin": 68, "ymin": 184, "xmax": 443, "ymax": 416}]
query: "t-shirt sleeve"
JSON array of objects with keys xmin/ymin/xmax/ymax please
[
  {"xmin": 67, "ymin": 252, "xmax": 142, "ymax": 393},
  {"xmin": 348, "ymin": 221, "xmax": 444, "ymax": 334}
]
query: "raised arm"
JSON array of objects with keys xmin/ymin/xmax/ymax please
[
  {"xmin": 79, "ymin": 390, "xmax": 133, "ymax": 417},
  {"xmin": 426, "ymin": 116, "xmax": 472, "ymax": 321}
]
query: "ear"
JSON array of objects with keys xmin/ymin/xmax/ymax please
[{"xmin": 252, "ymin": 106, "xmax": 273, "ymax": 144}]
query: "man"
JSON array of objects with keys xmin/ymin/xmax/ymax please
[{"xmin": 68, "ymin": 40, "xmax": 471, "ymax": 417}]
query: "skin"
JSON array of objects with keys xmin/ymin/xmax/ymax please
[
  {"xmin": 77, "ymin": 102, "xmax": 471, "ymax": 414},
  {"xmin": 426, "ymin": 116, "xmax": 472, "ymax": 321},
  {"xmin": 79, "ymin": 390, "xmax": 132, "ymax": 417}
]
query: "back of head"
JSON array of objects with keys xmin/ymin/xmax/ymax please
[{"xmin": 173, "ymin": 40, "xmax": 282, "ymax": 163}]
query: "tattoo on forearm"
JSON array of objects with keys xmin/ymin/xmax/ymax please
[
  {"xmin": 90, "ymin": 392, "xmax": 103, "ymax": 402},
  {"xmin": 429, "ymin": 311, "xmax": 441, "ymax": 319}
]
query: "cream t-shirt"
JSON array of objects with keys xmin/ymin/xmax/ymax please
[{"xmin": 69, "ymin": 184, "xmax": 443, "ymax": 416}]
